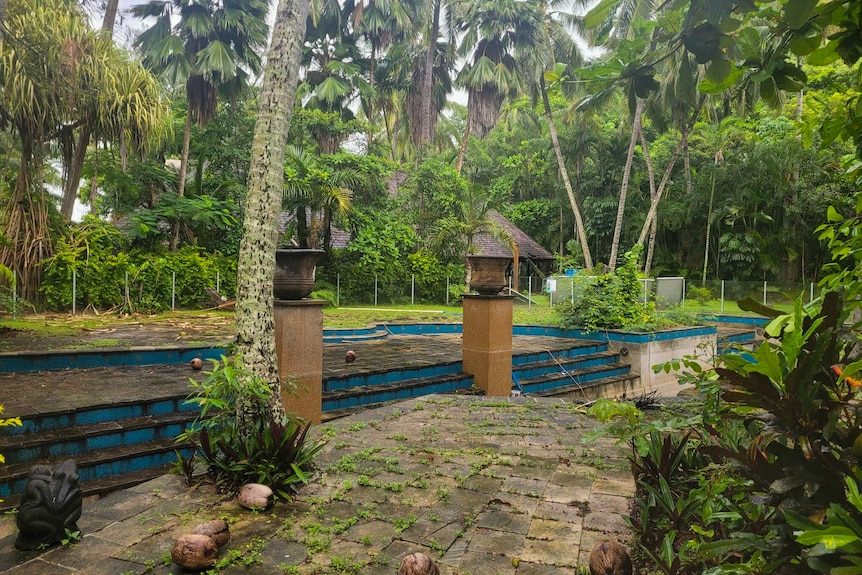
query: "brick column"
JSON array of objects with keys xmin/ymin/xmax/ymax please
[
  {"xmin": 462, "ymin": 295, "xmax": 514, "ymax": 397},
  {"xmin": 274, "ymin": 299, "xmax": 324, "ymax": 424}
]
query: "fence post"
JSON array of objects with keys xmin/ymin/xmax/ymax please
[
  {"xmin": 720, "ymin": 280, "xmax": 725, "ymax": 314},
  {"xmin": 374, "ymin": 274, "xmax": 378, "ymax": 307},
  {"xmin": 570, "ymin": 277, "xmax": 574, "ymax": 304},
  {"xmin": 72, "ymin": 269, "xmax": 77, "ymax": 316},
  {"xmin": 810, "ymin": 281, "xmax": 814, "ymax": 303},
  {"xmin": 216, "ymin": 271, "xmax": 220, "ymax": 294},
  {"xmin": 125, "ymin": 271, "xmax": 130, "ymax": 309},
  {"xmin": 411, "ymin": 274, "xmax": 415, "ymax": 306},
  {"xmin": 172, "ymin": 271, "xmax": 176, "ymax": 311},
  {"xmin": 12, "ymin": 271, "xmax": 17, "ymax": 319},
  {"xmin": 763, "ymin": 280, "xmax": 767, "ymax": 306},
  {"xmin": 528, "ymin": 276, "xmax": 532, "ymax": 309},
  {"xmin": 445, "ymin": 277, "xmax": 449, "ymax": 306},
  {"xmin": 337, "ymin": 274, "xmax": 341, "ymax": 307},
  {"xmin": 682, "ymin": 278, "xmax": 686, "ymax": 308}
]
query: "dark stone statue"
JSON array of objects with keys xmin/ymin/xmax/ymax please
[{"xmin": 15, "ymin": 459, "xmax": 83, "ymax": 551}]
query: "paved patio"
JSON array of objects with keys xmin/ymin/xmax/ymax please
[
  {"xmin": 0, "ymin": 333, "xmax": 588, "ymax": 420},
  {"xmin": 0, "ymin": 394, "xmax": 634, "ymax": 574}
]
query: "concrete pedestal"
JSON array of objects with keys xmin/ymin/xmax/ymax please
[
  {"xmin": 274, "ymin": 299, "xmax": 324, "ymax": 424},
  {"xmin": 462, "ymin": 295, "xmax": 514, "ymax": 397}
]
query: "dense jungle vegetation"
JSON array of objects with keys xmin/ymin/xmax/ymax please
[{"xmin": 0, "ymin": 0, "xmax": 860, "ymax": 311}]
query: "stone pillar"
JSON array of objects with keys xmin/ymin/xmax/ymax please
[
  {"xmin": 274, "ymin": 299, "xmax": 324, "ymax": 424},
  {"xmin": 462, "ymin": 295, "xmax": 514, "ymax": 396}
]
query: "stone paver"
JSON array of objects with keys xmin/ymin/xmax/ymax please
[{"xmin": 0, "ymin": 395, "xmax": 634, "ymax": 574}]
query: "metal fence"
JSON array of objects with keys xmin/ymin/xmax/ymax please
[
  {"xmin": 542, "ymin": 274, "xmax": 820, "ymax": 311},
  {"xmin": 14, "ymin": 268, "xmax": 821, "ymax": 315}
]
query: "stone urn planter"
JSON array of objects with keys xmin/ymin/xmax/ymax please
[
  {"xmin": 467, "ymin": 254, "xmax": 512, "ymax": 296},
  {"xmin": 274, "ymin": 248, "xmax": 324, "ymax": 300}
]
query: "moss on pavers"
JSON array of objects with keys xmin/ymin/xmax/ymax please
[{"xmin": 0, "ymin": 394, "xmax": 637, "ymax": 574}]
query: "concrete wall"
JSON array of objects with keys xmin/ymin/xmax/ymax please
[{"xmin": 604, "ymin": 329, "xmax": 716, "ymax": 397}]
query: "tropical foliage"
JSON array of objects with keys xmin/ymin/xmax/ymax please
[
  {"xmin": 178, "ymin": 356, "xmax": 324, "ymax": 498},
  {"xmin": 588, "ymin": 198, "xmax": 862, "ymax": 574}
]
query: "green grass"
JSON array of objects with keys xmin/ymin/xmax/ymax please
[{"xmin": 1, "ymin": 294, "xmax": 773, "ymax": 346}]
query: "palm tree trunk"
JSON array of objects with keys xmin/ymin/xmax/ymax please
[
  {"xmin": 419, "ymin": 0, "xmax": 440, "ymax": 148},
  {"xmin": 170, "ymin": 112, "xmax": 193, "ymax": 251},
  {"xmin": 637, "ymin": 97, "xmax": 704, "ymax": 246},
  {"xmin": 540, "ymin": 75, "xmax": 593, "ymax": 270},
  {"xmin": 608, "ymin": 97, "xmax": 644, "ymax": 271},
  {"xmin": 702, "ymin": 150, "xmax": 721, "ymax": 286},
  {"xmin": 645, "ymin": 217, "xmax": 657, "ymax": 276},
  {"xmin": 455, "ymin": 120, "xmax": 468, "ymax": 173},
  {"xmin": 101, "ymin": 0, "xmax": 119, "ymax": 32},
  {"xmin": 638, "ymin": 123, "xmax": 657, "ymax": 274},
  {"xmin": 234, "ymin": 0, "xmax": 310, "ymax": 435},
  {"xmin": 0, "ymin": 0, "xmax": 7, "ymax": 39},
  {"xmin": 60, "ymin": 124, "xmax": 92, "ymax": 220}
]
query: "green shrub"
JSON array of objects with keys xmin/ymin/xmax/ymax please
[
  {"xmin": 556, "ymin": 247, "xmax": 651, "ymax": 331},
  {"xmin": 41, "ymin": 220, "xmax": 236, "ymax": 312},
  {"xmin": 605, "ymin": 201, "xmax": 862, "ymax": 574},
  {"xmin": 687, "ymin": 286, "xmax": 714, "ymax": 305},
  {"xmin": 178, "ymin": 356, "xmax": 324, "ymax": 499}
]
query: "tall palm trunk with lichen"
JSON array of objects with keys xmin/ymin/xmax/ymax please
[
  {"xmin": 540, "ymin": 75, "xmax": 593, "ymax": 270},
  {"xmin": 234, "ymin": 0, "xmax": 309, "ymax": 435}
]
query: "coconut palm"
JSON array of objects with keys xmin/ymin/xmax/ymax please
[
  {"xmin": 519, "ymin": 0, "xmax": 593, "ymax": 270},
  {"xmin": 132, "ymin": 0, "xmax": 268, "ymax": 248},
  {"xmin": 415, "ymin": 0, "xmax": 458, "ymax": 149},
  {"xmin": 301, "ymin": 0, "xmax": 369, "ymax": 153}
]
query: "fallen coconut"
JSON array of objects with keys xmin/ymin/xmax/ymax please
[
  {"xmin": 191, "ymin": 519, "xmax": 230, "ymax": 548},
  {"xmin": 399, "ymin": 552, "xmax": 440, "ymax": 575},
  {"xmin": 589, "ymin": 540, "xmax": 632, "ymax": 575},
  {"xmin": 238, "ymin": 483, "xmax": 273, "ymax": 510},
  {"xmin": 172, "ymin": 533, "xmax": 218, "ymax": 571}
]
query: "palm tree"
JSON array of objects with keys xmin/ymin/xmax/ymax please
[
  {"xmin": 521, "ymin": 0, "xmax": 594, "ymax": 270},
  {"xmin": 282, "ymin": 146, "xmax": 356, "ymax": 250},
  {"xmin": 301, "ymin": 0, "xmax": 369, "ymax": 153},
  {"xmin": 453, "ymin": 0, "xmax": 540, "ymax": 169},
  {"xmin": 350, "ymin": 0, "xmax": 417, "ymax": 120},
  {"xmin": 132, "ymin": 0, "xmax": 269, "ymax": 248},
  {"xmin": 234, "ymin": 0, "xmax": 310, "ymax": 433},
  {"xmin": 416, "ymin": 0, "xmax": 457, "ymax": 150},
  {"xmin": 433, "ymin": 186, "xmax": 515, "ymax": 287}
]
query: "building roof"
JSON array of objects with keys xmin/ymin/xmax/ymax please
[
  {"xmin": 277, "ymin": 208, "xmax": 553, "ymax": 263},
  {"xmin": 470, "ymin": 210, "xmax": 555, "ymax": 262}
]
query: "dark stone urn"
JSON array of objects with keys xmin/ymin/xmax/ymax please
[
  {"xmin": 467, "ymin": 255, "xmax": 512, "ymax": 296},
  {"xmin": 274, "ymin": 248, "xmax": 324, "ymax": 300}
]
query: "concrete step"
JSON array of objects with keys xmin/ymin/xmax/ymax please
[
  {"xmin": 1, "ymin": 411, "xmax": 196, "ymax": 465},
  {"xmin": 512, "ymin": 351, "xmax": 621, "ymax": 380},
  {"xmin": 323, "ymin": 372, "xmax": 473, "ymax": 412},
  {"xmin": 515, "ymin": 362, "xmax": 633, "ymax": 395},
  {"xmin": 0, "ymin": 436, "xmax": 194, "ymax": 509},
  {"xmin": 5, "ymin": 394, "xmax": 196, "ymax": 437},
  {"xmin": 511, "ymin": 342, "xmax": 609, "ymax": 366},
  {"xmin": 532, "ymin": 373, "xmax": 641, "ymax": 401}
]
